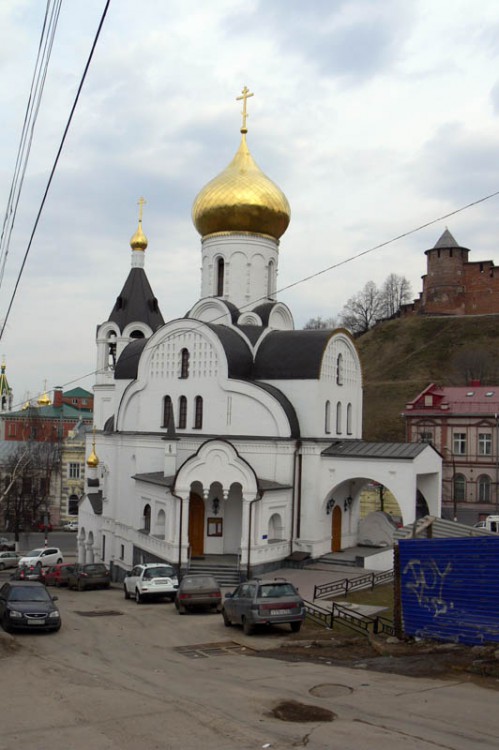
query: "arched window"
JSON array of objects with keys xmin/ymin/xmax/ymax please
[
  {"xmin": 346, "ymin": 403, "xmax": 352, "ymax": 434},
  {"xmin": 267, "ymin": 259, "xmax": 275, "ymax": 298},
  {"xmin": 154, "ymin": 509, "xmax": 166, "ymax": 538},
  {"xmin": 325, "ymin": 401, "xmax": 331, "ymax": 434},
  {"xmin": 453, "ymin": 474, "xmax": 466, "ymax": 502},
  {"xmin": 478, "ymin": 475, "xmax": 491, "ymax": 503},
  {"xmin": 143, "ymin": 504, "xmax": 151, "ymax": 534},
  {"xmin": 336, "ymin": 353, "xmax": 344, "ymax": 385},
  {"xmin": 178, "ymin": 396, "xmax": 187, "ymax": 429},
  {"xmin": 180, "ymin": 348, "xmax": 189, "ymax": 379},
  {"xmin": 336, "ymin": 401, "xmax": 342, "ymax": 434},
  {"xmin": 268, "ymin": 513, "xmax": 283, "ymax": 542},
  {"xmin": 107, "ymin": 331, "xmax": 117, "ymax": 370},
  {"xmin": 163, "ymin": 396, "xmax": 173, "ymax": 427},
  {"xmin": 216, "ymin": 257, "xmax": 224, "ymax": 296},
  {"xmin": 194, "ymin": 396, "xmax": 203, "ymax": 429}
]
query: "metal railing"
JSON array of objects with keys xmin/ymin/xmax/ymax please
[
  {"xmin": 313, "ymin": 568, "xmax": 393, "ymax": 601},
  {"xmin": 303, "ymin": 599, "xmax": 395, "ymax": 637}
]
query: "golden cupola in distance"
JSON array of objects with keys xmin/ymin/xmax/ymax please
[{"xmin": 192, "ymin": 89, "xmax": 291, "ymax": 241}]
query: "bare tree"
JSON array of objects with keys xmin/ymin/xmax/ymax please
[
  {"xmin": 303, "ymin": 315, "xmax": 337, "ymax": 330},
  {"xmin": 339, "ymin": 281, "xmax": 383, "ymax": 335},
  {"xmin": 379, "ymin": 274, "xmax": 412, "ymax": 318},
  {"xmin": 450, "ymin": 348, "xmax": 495, "ymax": 385}
]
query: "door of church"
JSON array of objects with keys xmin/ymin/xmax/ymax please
[
  {"xmin": 331, "ymin": 505, "xmax": 342, "ymax": 553},
  {"xmin": 189, "ymin": 492, "xmax": 205, "ymax": 557}
]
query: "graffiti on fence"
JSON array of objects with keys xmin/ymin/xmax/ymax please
[{"xmin": 403, "ymin": 558, "xmax": 453, "ymax": 618}]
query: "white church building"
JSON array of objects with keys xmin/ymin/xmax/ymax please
[{"xmin": 79, "ymin": 91, "xmax": 441, "ymax": 578}]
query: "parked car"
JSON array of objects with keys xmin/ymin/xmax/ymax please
[
  {"xmin": 124, "ymin": 563, "xmax": 179, "ymax": 603},
  {"xmin": 0, "ymin": 580, "xmax": 61, "ymax": 632},
  {"xmin": 175, "ymin": 574, "xmax": 222, "ymax": 614},
  {"xmin": 37, "ymin": 521, "xmax": 53, "ymax": 532},
  {"xmin": 11, "ymin": 565, "xmax": 47, "ymax": 582},
  {"xmin": 222, "ymin": 579, "xmax": 305, "ymax": 635},
  {"xmin": 43, "ymin": 563, "xmax": 76, "ymax": 587},
  {"xmin": 0, "ymin": 551, "xmax": 21, "ymax": 570},
  {"xmin": 67, "ymin": 563, "xmax": 110, "ymax": 591},
  {"xmin": 62, "ymin": 521, "xmax": 78, "ymax": 532},
  {"xmin": 18, "ymin": 548, "xmax": 63, "ymax": 568},
  {"xmin": 0, "ymin": 537, "xmax": 15, "ymax": 552}
]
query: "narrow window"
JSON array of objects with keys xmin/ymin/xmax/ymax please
[
  {"xmin": 453, "ymin": 474, "xmax": 465, "ymax": 502},
  {"xmin": 178, "ymin": 396, "xmax": 187, "ymax": 429},
  {"xmin": 336, "ymin": 402, "xmax": 342, "ymax": 434},
  {"xmin": 163, "ymin": 396, "xmax": 173, "ymax": 427},
  {"xmin": 143, "ymin": 504, "xmax": 151, "ymax": 533},
  {"xmin": 325, "ymin": 401, "xmax": 331, "ymax": 434},
  {"xmin": 180, "ymin": 349, "xmax": 189, "ymax": 379},
  {"xmin": 194, "ymin": 395, "xmax": 203, "ymax": 429},
  {"xmin": 347, "ymin": 403, "xmax": 352, "ymax": 434},
  {"xmin": 267, "ymin": 260, "xmax": 275, "ymax": 298},
  {"xmin": 336, "ymin": 353, "xmax": 344, "ymax": 385},
  {"xmin": 478, "ymin": 475, "xmax": 491, "ymax": 503},
  {"xmin": 216, "ymin": 257, "xmax": 224, "ymax": 296}
]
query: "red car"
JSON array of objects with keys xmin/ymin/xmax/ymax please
[
  {"xmin": 44, "ymin": 563, "xmax": 75, "ymax": 587},
  {"xmin": 37, "ymin": 521, "xmax": 53, "ymax": 532}
]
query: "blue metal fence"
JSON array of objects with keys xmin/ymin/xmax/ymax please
[{"xmin": 399, "ymin": 536, "xmax": 499, "ymax": 645}]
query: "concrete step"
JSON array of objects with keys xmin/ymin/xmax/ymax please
[{"xmin": 188, "ymin": 561, "xmax": 240, "ymax": 587}]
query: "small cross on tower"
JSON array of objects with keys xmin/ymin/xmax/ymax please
[
  {"xmin": 236, "ymin": 86, "xmax": 254, "ymax": 134},
  {"xmin": 137, "ymin": 196, "xmax": 146, "ymax": 223}
]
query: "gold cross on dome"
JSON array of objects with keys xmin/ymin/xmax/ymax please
[
  {"xmin": 236, "ymin": 86, "xmax": 254, "ymax": 133},
  {"xmin": 137, "ymin": 196, "xmax": 146, "ymax": 222}
]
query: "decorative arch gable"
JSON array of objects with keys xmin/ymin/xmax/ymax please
[
  {"xmin": 320, "ymin": 331, "xmax": 362, "ymax": 386},
  {"xmin": 174, "ymin": 439, "xmax": 258, "ymax": 497}
]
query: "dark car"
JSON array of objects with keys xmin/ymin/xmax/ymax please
[
  {"xmin": 0, "ymin": 581, "xmax": 61, "ymax": 632},
  {"xmin": 67, "ymin": 563, "xmax": 110, "ymax": 591},
  {"xmin": 222, "ymin": 579, "xmax": 305, "ymax": 635},
  {"xmin": 44, "ymin": 563, "xmax": 75, "ymax": 587},
  {"xmin": 175, "ymin": 574, "xmax": 222, "ymax": 614}
]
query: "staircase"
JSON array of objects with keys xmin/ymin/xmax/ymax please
[{"xmin": 188, "ymin": 556, "xmax": 241, "ymax": 587}]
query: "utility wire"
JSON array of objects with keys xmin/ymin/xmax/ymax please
[
  {"xmin": 0, "ymin": 0, "xmax": 111, "ymax": 342},
  {"xmin": 0, "ymin": 0, "xmax": 63, "ymax": 294},
  {"xmin": 10, "ymin": 184, "xmax": 499, "ymax": 412}
]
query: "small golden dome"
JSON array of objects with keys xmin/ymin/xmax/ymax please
[
  {"xmin": 192, "ymin": 133, "xmax": 291, "ymax": 240},
  {"xmin": 87, "ymin": 448, "xmax": 99, "ymax": 468},
  {"xmin": 130, "ymin": 221, "xmax": 148, "ymax": 251},
  {"xmin": 37, "ymin": 391, "xmax": 51, "ymax": 407}
]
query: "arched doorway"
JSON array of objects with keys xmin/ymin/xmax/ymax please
[
  {"xmin": 331, "ymin": 505, "xmax": 342, "ymax": 552},
  {"xmin": 189, "ymin": 492, "xmax": 205, "ymax": 557}
]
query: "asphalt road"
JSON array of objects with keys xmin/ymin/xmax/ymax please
[
  {"xmin": 0, "ymin": 584, "xmax": 497, "ymax": 750},
  {"xmin": 2, "ymin": 531, "xmax": 78, "ymax": 555}
]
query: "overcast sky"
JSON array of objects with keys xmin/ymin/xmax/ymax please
[{"xmin": 2, "ymin": 0, "xmax": 499, "ymax": 406}]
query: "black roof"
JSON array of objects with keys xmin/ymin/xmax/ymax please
[
  {"xmin": 204, "ymin": 323, "xmax": 254, "ymax": 378},
  {"xmin": 236, "ymin": 325, "xmax": 267, "ymax": 346},
  {"xmin": 115, "ymin": 338, "xmax": 148, "ymax": 379},
  {"xmin": 253, "ymin": 329, "xmax": 335, "ymax": 379},
  {"xmin": 87, "ymin": 491, "xmax": 103, "ymax": 515},
  {"xmin": 252, "ymin": 302, "xmax": 277, "ymax": 325},
  {"xmin": 109, "ymin": 268, "xmax": 164, "ymax": 333},
  {"xmin": 321, "ymin": 439, "xmax": 431, "ymax": 459}
]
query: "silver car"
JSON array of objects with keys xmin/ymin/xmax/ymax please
[
  {"xmin": 222, "ymin": 579, "xmax": 306, "ymax": 635},
  {"xmin": 0, "ymin": 551, "xmax": 21, "ymax": 570}
]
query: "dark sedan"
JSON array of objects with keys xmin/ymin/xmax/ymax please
[
  {"xmin": 0, "ymin": 581, "xmax": 61, "ymax": 632},
  {"xmin": 67, "ymin": 563, "xmax": 110, "ymax": 591},
  {"xmin": 175, "ymin": 574, "xmax": 222, "ymax": 614}
]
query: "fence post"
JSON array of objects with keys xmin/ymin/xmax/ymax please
[
  {"xmin": 345, "ymin": 578, "xmax": 349, "ymax": 597},
  {"xmin": 393, "ymin": 543, "xmax": 403, "ymax": 639},
  {"xmin": 371, "ymin": 572, "xmax": 375, "ymax": 590},
  {"xmin": 313, "ymin": 584, "xmax": 318, "ymax": 600}
]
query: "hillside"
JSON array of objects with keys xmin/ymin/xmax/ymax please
[{"xmin": 356, "ymin": 314, "xmax": 499, "ymax": 441}]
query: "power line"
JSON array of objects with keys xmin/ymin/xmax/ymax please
[
  {"xmin": 0, "ymin": 0, "xmax": 63, "ymax": 295},
  {"xmin": 10, "ymin": 184, "xmax": 499, "ymax": 412},
  {"xmin": 0, "ymin": 0, "xmax": 111, "ymax": 343}
]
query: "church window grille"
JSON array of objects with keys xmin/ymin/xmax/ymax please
[
  {"xmin": 163, "ymin": 396, "xmax": 173, "ymax": 427},
  {"xmin": 216, "ymin": 257, "xmax": 225, "ymax": 296},
  {"xmin": 336, "ymin": 353, "xmax": 344, "ymax": 385},
  {"xmin": 336, "ymin": 402, "xmax": 342, "ymax": 434},
  {"xmin": 178, "ymin": 396, "xmax": 187, "ymax": 429},
  {"xmin": 143, "ymin": 504, "xmax": 151, "ymax": 533},
  {"xmin": 347, "ymin": 403, "xmax": 352, "ymax": 434},
  {"xmin": 180, "ymin": 349, "xmax": 190, "ymax": 379},
  {"xmin": 325, "ymin": 401, "xmax": 331, "ymax": 434},
  {"xmin": 194, "ymin": 396, "xmax": 203, "ymax": 429}
]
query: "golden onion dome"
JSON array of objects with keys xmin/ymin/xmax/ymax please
[
  {"xmin": 87, "ymin": 447, "xmax": 99, "ymax": 468},
  {"xmin": 37, "ymin": 391, "xmax": 51, "ymax": 407},
  {"xmin": 130, "ymin": 220, "xmax": 148, "ymax": 251},
  {"xmin": 192, "ymin": 133, "xmax": 291, "ymax": 240}
]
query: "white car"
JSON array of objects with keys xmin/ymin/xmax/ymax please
[
  {"xmin": 18, "ymin": 547, "xmax": 64, "ymax": 568},
  {"xmin": 0, "ymin": 551, "xmax": 21, "ymax": 570},
  {"xmin": 123, "ymin": 563, "xmax": 179, "ymax": 603},
  {"xmin": 63, "ymin": 522, "xmax": 78, "ymax": 532}
]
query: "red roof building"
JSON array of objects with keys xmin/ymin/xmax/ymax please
[{"xmin": 403, "ymin": 383, "xmax": 499, "ymax": 524}]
